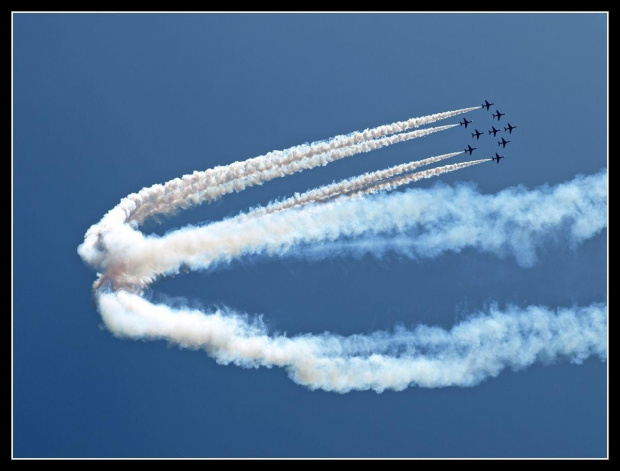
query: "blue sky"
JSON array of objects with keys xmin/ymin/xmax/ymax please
[{"xmin": 13, "ymin": 13, "xmax": 607, "ymax": 458}]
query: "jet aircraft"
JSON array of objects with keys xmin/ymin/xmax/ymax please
[
  {"xmin": 492, "ymin": 110, "xmax": 506, "ymax": 121},
  {"xmin": 471, "ymin": 129, "xmax": 484, "ymax": 140},
  {"xmin": 481, "ymin": 100, "xmax": 495, "ymax": 111},
  {"xmin": 504, "ymin": 122, "xmax": 517, "ymax": 133},
  {"xmin": 488, "ymin": 125, "xmax": 502, "ymax": 137},
  {"xmin": 498, "ymin": 137, "xmax": 511, "ymax": 148},
  {"xmin": 491, "ymin": 153, "xmax": 505, "ymax": 163},
  {"xmin": 464, "ymin": 144, "xmax": 477, "ymax": 155}
]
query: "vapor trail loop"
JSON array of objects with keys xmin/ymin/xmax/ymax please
[{"xmin": 78, "ymin": 106, "xmax": 607, "ymax": 393}]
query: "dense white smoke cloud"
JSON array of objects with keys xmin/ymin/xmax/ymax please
[
  {"xmin": 95, "ymin": 170, "xmax": 605, "ymax": 288},
  {"xmin": 98, "ymin": 291, "xmax": 606, "ymax": 393}
]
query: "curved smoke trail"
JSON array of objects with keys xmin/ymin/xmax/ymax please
[
  {"xmin": 80, "ymin": 123, "xmax": 458, "ymax": 275},
  {"xmin": 78, "ymin": 107, "xmax": 607, "ymax": 393},
  {"xmin": 97, "ymin": 292, "xmax": 606, "ymax": 393},
  {"xmin": 92, "ymin": 169, "xmax": 605, "ymax": 288}
]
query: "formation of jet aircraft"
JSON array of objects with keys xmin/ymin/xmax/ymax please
[{"xmin": 460, "ymin": 100, "xmax": 518, "ymax": 164}]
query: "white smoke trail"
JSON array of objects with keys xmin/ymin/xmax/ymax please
[
  {"xmin": 96, "ymin": 170, "xmax": 606, "ymax": 289},
  {"xmin": 129, "ymin": 124, "xmax": 458, "ymax": 224},
  {"xmin": 126, "ymin": 107, "xmax": 477, "ymax": 225},
  {"xmin": 242, "ymin": 151, "xmax": 463, "ymax": 218},
  {"xmin": 356, "ymin": 158, "xmax": 490, "ymax": 196},
  {"xmin": 98, "ymin": 290, "xmax": 606, "ymax": 393}
]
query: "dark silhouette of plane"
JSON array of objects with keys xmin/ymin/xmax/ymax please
[
  {"xmin": 498, "ymin": 137, "xmax": 511, "ymax": 148},
  {"xmin": 471, "ymin": 129, "xmax": 484, "ymax": 140},
  {"xmin": 464, "ymin": 144, "xmax": 477, "ymax": 155},
  {"xmin": 491, "ymin": 153, "xmax": 505, "ymax": 164},
  {"xmin": 504, "ymin": 122, "xmax": 517, "ymax": 133},
  {"xmin": 488, "ymin": 125, "xmax": 502, "ymax": 137},
  {"xmin": 460, "ymin": 118, "xmax": 472, "ymax": 128},
  {"xmin": 481, "ymin": 100, "xmax": 495, "ymax": 111},
  {"xmin": 492, "ymin": 110, "xmax": 506, "ymax": 121}
]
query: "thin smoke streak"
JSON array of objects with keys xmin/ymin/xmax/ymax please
[
  {"xmin": 356, "ymin": 159, "xmax": 490, "ymax": 196},
  {"xmin": 242, "ymin": 151, "xmax": 463, "ymax": 219}
]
